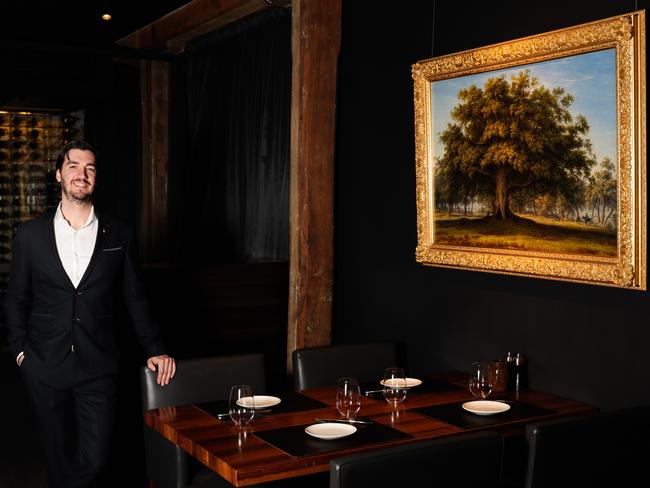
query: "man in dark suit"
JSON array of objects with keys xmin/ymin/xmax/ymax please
[{"xmin": 4, "ymin": 140, "xmax": 176, "ymax": 488}]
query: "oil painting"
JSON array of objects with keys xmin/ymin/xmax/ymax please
[{"xmin": 412, "ymin": 11, "xmax": 646, "ymax": 289}]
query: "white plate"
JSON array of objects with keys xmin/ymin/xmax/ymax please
[
  {"xmin": 380, "ymin": 377, "xmax": 423, "ymax": 388},
  {"xmin": 305, "ymin": 422, "xmax": 357, "ymax": 440},
  {"xmin": 236, "ymin": 395, "xmax": 281, "ymax": 409},
  {"xmin": 462, "ymin": 400, "xmax": 511, "ymax": 416}
]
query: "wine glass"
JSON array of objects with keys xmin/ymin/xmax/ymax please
[
  {"xmin": 383, "ymin": 367, "xmax": 408, "ymax": 405},
  {"xmin": 468, "ymin": 361, "xmax": 493, "ymax": 399},
  {"xmin": 488, "ymin": 360, "xmax": 508, "ymax": 395},
  {"xmin": 336, "ymin": 377, "xmax": 361, "ymax": 418},
  {"xmin": 229, "ymin": 385, "xmax": 255, "ymax": 425}
]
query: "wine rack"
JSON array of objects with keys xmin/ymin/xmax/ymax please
[{"xmin": 0, "ymin": 108, "xmax": 84, "ymax": 339}]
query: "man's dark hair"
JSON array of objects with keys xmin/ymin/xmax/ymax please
[{"xmin": 56, "ymin": 140, "xmax": 97, "ymax": 171}]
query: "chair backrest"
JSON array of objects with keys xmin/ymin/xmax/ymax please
[
  {"xmin": 140, "ymin": 354, "xmax": 266, "ymax": 488},
  {"xmin": 292, "ymin": 342, "xmax": 401, "ymax": 390},
  {"xmin": 330, "ymin": 432, "xmax": 504, "ymax": 488},
  {"xmin": 525, "ymin": 405, "xmax": 650, "ymax": 488},
  {"xmin": 141, "ymin": 354, "xmax": 266, "ymax": 410}
]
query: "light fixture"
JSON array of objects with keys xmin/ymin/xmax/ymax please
[{"xmin": 101, "ymin": 0, "xmax": 112, "ymax": 21}]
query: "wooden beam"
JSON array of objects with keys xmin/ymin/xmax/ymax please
[
  {"xmin": 117, "ymin": 0, "xmax": 291, "ymax": 53},
  {"xmin": 287, "ymin": 0, "xmax": 341, "ymax": 370},
  {"xmin": 121, "ymin": 0, "xmax": 341, "ymax": 368},
  {"xmin": 140, "ymin": 60, "xmax": 169, "ymax": 263}
]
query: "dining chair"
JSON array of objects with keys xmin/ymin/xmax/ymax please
[
  {"xmin": 329, "ymin": 431, "xmax": 504, "ymax": 488},
  {"xmin": 524, "ymin": 405, "xmax": 650, "ymax": 488},
  {"xmin": 291, "ymin": 342, "xmax": 403, "ymax": 390},
  {"xmin": 141, "ymin": 354, "xmax": 266, "ymax": 488}
]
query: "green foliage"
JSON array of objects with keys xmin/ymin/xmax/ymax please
[
  {"xmin": 438, "ymin": 71, "xmax": 596, "ymax": 219},
  {"xmin": 585, "ymin": 157, "xmax": 617, "ymax": 226}
]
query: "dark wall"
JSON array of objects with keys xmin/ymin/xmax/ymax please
[{"xmin": 334, "ymin": 0, "xmax": 649, "ymax": 411}]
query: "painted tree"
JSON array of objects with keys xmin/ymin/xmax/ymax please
[
  {"xmin": 586, "ymin": 157, "xmax": 617, "ymax": 226},
  {"xmin": 438, "ymin": 71, "xmax": 596, "ymax": 219}
]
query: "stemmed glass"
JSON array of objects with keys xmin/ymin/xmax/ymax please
[
  {"xmin": 468, "ymin": 361, "xmax": 493, "ymax": 399},
  {"xmin": 383, "ymin": 367, "xmax": 408, "ymax": 405},
  {"xmin": 336, "ymin": 377, "xmax": 361, "ymax": 418},
  {"xmin": 229, "ymin": 385, "xmax": 255, "ymax": 425}
]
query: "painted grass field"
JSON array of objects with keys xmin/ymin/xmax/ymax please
[{"xmin": 434, "ymin": 213, "xmax": 617, "ymax": 257}]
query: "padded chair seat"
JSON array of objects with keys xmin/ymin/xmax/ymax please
[
  {"xmin": 141, "ymin": 354, "xmax": 330, "ymax": 488},
  {"xmin": 190, "ymin": 469, "xmax": 232, "ymax": 488},
  {"xmin": 330, "ymin": 431, "xmax": 504, "ymax": 488},
  {"xmin": 525, "ymin": 405, "xmax": 650, "ymax": 488},
  {"xmin": 141, "ymin": 354, "xmax": 266, "ymax": 488}
]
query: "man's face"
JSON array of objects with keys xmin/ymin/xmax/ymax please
[{"xmin": 55, "ymin": 148, "xmax": 96, "ymax": 203}]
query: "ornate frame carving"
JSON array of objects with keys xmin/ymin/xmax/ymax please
[{"xmin": 412, "ymin": 11, "xmax": 646, "ymax": 289}]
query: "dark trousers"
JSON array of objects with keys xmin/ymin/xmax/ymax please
[{"xmin": 21, "ymin": 351, "xmax": 117, "ymax": 488}]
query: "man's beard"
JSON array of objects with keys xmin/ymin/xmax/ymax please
[{"xmin": 61, "ymin": 180, "xmax": 92, "ymax": 203}]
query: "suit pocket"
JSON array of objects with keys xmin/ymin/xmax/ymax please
[{"xmin": 102, "ymin": 247, "xmax": 123, "ymax": 253}]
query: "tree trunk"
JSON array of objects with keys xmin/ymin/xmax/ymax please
[
  {"xmin": 494, "ymin": 167, "xmax": 512, "ymax": 219},
  {"xmin": 605, "ymin": 205, "xmax": 615, "ymax": 226},
  {"xmin": 596, "ymin": 199, "xmax": 602, "ymax": 224}
]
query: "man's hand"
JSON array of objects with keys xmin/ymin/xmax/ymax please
[{"xmin": 147, "ymin": 355, "xmax": 176, "ymax": 386}]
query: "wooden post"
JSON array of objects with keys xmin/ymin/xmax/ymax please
[
  {"xmin": 118, "ymin": 0, "xmax": 341, "ymax": 363},
  {"xmin": 287, "ymin": 0, "xmax": 342, "ymax": 370},
  {"xmin": 140, "ymin": 60, "xmax": 169, "ymax": 263}
]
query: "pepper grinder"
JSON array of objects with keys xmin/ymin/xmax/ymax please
[
  {"xmin": 505, "ymin": 352, "xmax": 529, "ymax": 392},
  {"xmin": 505, "ymin": 352, "xmax": 516, "ymax": 391}
]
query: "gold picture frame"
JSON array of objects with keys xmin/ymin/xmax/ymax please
[{"xmin": 412, "ymin": 11, "xmax": 646, "ymax": 289}]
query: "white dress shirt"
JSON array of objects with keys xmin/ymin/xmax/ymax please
[
  {"xmin": 54, "ymin": 203, "xmax": 98, "ymax": 288},
  {"xmin": 17, "ymin": 203, "xmax": 98, "ymax": 365}
]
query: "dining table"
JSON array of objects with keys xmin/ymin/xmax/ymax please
[{"xmin": 143, "ymin": 371, "xmax": 598, "ymax": 487}]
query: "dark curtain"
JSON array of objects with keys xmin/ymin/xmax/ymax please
[{"xmin": 169, "ymin": 7, "xmax": 291, "ymax": 264}]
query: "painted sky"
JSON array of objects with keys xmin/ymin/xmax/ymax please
[{"xmin": 430, "ymin": 48, "xmax": 616, "ymax": 169}]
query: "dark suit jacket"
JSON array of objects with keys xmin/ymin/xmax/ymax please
[{"xmin": 4, "ymin": 208, "xmax": 165, "ymax": 375}]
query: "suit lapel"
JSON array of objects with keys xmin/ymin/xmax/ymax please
[
  {"xmin": 46, "ymin": 209, "xmax": 76, "ymax": 290},
  {"xmin": 77, "ymin": 210, "xmax": 106, "ymax": 289}
]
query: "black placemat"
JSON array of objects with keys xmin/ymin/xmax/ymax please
[
  {"xmin": 415, "ymin": 401, "xmax": 555, "ymax": 429},
  {"xmin": 195, "ymin": 391, "xmax": 328, "ymax": 419},
  {"xmin": 361, "ymin": 377, "xmax": 462, "ymax": 397},
  {"xmin": 255, "ymin": 421, "xmax": 412, "ymax": 457}
]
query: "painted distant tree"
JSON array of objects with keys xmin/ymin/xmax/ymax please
[
  {"xmin": 586, "ymin": 157, "xmax": 617, "ymax": 227},
  {"xmin": 438, "ymin": 71, "xmax": 596, "ymax": 219}
]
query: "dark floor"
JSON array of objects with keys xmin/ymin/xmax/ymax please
[{"xmin": 0, "ymin": 347, "xmax": 148, "ymax": 488}]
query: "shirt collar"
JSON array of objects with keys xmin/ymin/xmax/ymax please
[{"xmin": 55, "ymin": 202, "xmax": 97, "ymax": 230}]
